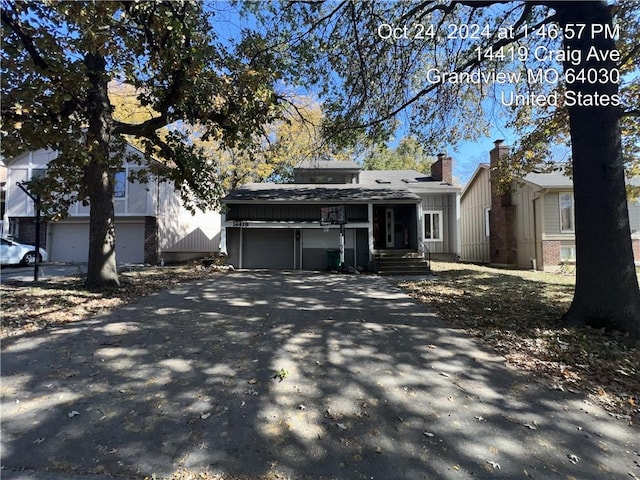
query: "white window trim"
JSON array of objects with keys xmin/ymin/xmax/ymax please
[
  {"xmin": 559, "ymin": 192, "xmax": 575, "ymax": 233},
  {"xmin": 560, "ymin": 245, "xmax": 577, "ymax": 262},
  {"xmin": 114, "ymin": 169, "xmax": 127, "ymax": 199},
  {"xmin": 484, "ymin": 207, "xmax": 491, "ymax": 237},
  {"xmin": 424, "ymin": 210, "xmax": 443, "ymax": 242}
]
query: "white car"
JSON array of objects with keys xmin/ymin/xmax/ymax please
[{"xmin": 0, "ymin": 237, "xmax": 48, "ymax": 266}]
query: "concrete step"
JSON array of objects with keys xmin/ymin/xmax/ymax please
[{"xmin": 377, "ymin": 254, "xmax": 431, "ymax": 275}]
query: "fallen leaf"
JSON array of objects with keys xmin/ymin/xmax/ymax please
[
  {"xmin": 337, "ymin": 423, "xmax": 347, "ymax": 430},
  {"xmin": 200, "ymin": 413, "xmax": 211, "ymax": 420},
  {"xmin": 486, "ymin": 460, "xmax": 501, "ymax": 470},
  {"xmin": 68, "ymin": 410, "xmax": 80, "ymax": 418}
]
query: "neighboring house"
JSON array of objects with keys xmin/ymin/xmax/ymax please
[
  {"xmin": 460, "ymin": 139, "xmax": 640, "ymax": 270},
  {"xmin": 0, "ymin": 164, "xmax": 7, "ymax": 234},
  {"xmin": 2, "ymin": 145, "xmax": 221, "ymax": 264},
  {"xmin": 221, "ymin": 156, "xmax": 461, "ymax": 271}
]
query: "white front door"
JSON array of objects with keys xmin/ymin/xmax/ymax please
[{"xmin": 385, "ymin": 208, "xmax": 394, "ymax": 248}]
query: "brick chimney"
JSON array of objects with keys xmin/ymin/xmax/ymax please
[
  {"xmin": 489, "ymin": 139, "xmax": 517, "ymax": 266},
  {"xmin": 431, "ymin": 153, "xmax": 453, "ymax": 184}
]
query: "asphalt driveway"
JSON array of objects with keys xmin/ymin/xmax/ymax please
[{"xmin": 1, "ymin": 271, "xmax": 638, "ymax": 479}]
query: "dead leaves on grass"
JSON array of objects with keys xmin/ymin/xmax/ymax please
[
  {"xmin": 0, "ymin": 264, "xmax": 221, "ymax": 338},
  {"xmin": 400, "ymin": 262, "xmax": 640, "ymax": 424}
]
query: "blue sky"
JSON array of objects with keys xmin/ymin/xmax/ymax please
[{"xmin": 209, "ymin": 1, "xmax": 516, "ymax": 185}]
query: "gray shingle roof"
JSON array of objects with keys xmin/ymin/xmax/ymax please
[
  {"xmin": 359, "ymin": 169, "xmax": 459, "ymax": 190},
  {"xmin": 223, "ymin": 183, "xmax": 421, "ymax": 203},
  {"xmin": 523, "ymin": 171, "xmax": 573, "ymax": 188},
  {"xmin": 295, "ymin": 159, "xmax": 361, "ymax": 170}
]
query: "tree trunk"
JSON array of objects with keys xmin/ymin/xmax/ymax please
[
  {"xmin": 84, "ymin": 52, "xmax": 120, "ymax": 289},
  {"xmin": 556, "ymin": 2, "xmax": 640, "ymax": 338}
]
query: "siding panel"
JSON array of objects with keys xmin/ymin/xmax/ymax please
[{"xmin": 460, "ymin": 168, "xmax": 491, "ymax": 263}]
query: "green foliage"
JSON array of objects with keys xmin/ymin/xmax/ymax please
[
  {"xmin": 1, "ymin": 1, "xmax": 285, "ymax": 216},
  {"xmin": 363, "ymin": 137, "xmax": 435, "ymax": 174},
  {"xmin": 254, "ymin": 1, "xmax": 639, "ymax": 180}
]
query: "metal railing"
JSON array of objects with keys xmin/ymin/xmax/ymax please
[{"xmin": 419, "ymin": 240, "xmax": 431, "ymax": 269}]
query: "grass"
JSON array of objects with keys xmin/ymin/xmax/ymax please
[
  {"xmin": 0, "ymin": 263, "xmax": 221, "ymax": 338},
  {"xmin": 399, "ymin": 262, "xmax": 639, "ymax": 424}
]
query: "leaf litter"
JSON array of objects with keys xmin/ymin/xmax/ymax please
[
  {"xmin": 399, "ymin": 262, "xmax": 640, "ymax": 424},
  {"xmin": 1, "ymin": 263, "xmax": 224, "ymax": 338}
]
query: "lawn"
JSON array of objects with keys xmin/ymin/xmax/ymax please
[
  {"xmin": 0, "ymin": 263, "xmax": 221, "ymax": 338},
  {"xmin": 399, "ymin": 262, "xmax": 639, "ymax": 424}
]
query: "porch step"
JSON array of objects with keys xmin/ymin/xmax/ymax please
[{"xmin": 376, "ymin": 250, "xmax": 431, "ymax": 276}]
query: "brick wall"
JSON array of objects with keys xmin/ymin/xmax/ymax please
[
  {"xmin": 431, "ymin": 154, "xmax": 453, "ymax": 184},
  {"xmin": 489, "ymin": 140, "xmax": 517, "ymax": 265},
  {"xmin": 15, "ymin": 217, "xmax": 48, "ymax": 249},
  {"xmin": 144, "ymin": 216, "xmax": 157, "ymax": 265},
  {"xmin": 633, "ymin": 238, "xmax": 640, "ymax": 264},
  {"xmin": 541, "ymin": 240, "xmax": 561, "ymax": 268}
]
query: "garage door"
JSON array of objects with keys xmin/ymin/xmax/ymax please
[
  {"xmin": 50, "ymin": 222, "xmax": 145, "ymax": 264},
  {"xmin": 242, "ymin": 229, "xmax": 294, "ymax": 269}
]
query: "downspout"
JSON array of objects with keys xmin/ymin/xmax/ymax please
[
  {"xmin": 156, "ymin": 175, "xmax": 161, "ymax": 265},
  {"xmin": 455, "ymin": 191, "xmax": 461, "ymax": 260}
]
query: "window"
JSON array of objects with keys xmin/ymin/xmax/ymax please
[
  {"xmin": 424, "ymin": 211, "xmax": 443, "ymax": 241},
  {"xmin": 31, "ymin": 168, "xmax": 47, "ymax": 180},
  {"xmin": 485, "ymin": 208, "xmax": 491, "ymax": 236},
  {"xmin": 559, "ymin": 193, "xmax": 574, "ymax": 232},
  {"xmin": 114, "ymin": 170, "xmax": 127, "ymax": 198},
  {"xmin": 560, "ymin": 246, "xmax": 576, "ymax": 262}
]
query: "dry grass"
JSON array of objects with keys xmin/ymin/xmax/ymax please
[
  {"xmin": 0, "ymin": 263, "xmax": 222, "ymax": 338},
  {"xmin": 399, "ymin": 262, "xmax": 640, "ymax": 424}
]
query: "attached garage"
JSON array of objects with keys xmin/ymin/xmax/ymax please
[
  {"xmin": 241, "ymin": 228, "xmax": 295, "ymax": 269},
  {"xmin": 49, "ymin": 221, "xmax": 145, "ymax": 264}
]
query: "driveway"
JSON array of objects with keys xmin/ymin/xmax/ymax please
[
  {"xmin": 1, "ymin": 271, "xmax": 638, "ymax": 479},
  {"xmin": 0, "ymin": 263, "xmax": 86, "ymax": 283}
]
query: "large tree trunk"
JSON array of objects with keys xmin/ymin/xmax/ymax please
[
  {"xmin": 556, "ymin": 3, "xmax": 640, "ymax": 338},
  {"xmin": 84, "ymin": 52, "xmax": 120, "ymax": 289}
]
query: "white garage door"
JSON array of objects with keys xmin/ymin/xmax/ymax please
[{"xmin": 50, "ymin": 222, "xmax": 145, "ymax": 264}]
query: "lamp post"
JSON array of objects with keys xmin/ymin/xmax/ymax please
[{"xmin": 16, "ymin": 182, "xmax": 41, "ymax": 282}]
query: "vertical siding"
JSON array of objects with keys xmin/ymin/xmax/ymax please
[
  {"xmin": 544, "ymin": 192, "xmax": 562, "ymax": 235},
  {"xmin": 460, "ymin": 168, "xmax": 491, "ymax": 263},
  {"xmin": 6, "ymin": 168, "xmax": 30, "ymax": 217},
  {"xmin": 513, "ymin": 183, "xmax": 537, "ymax": 268},
  {"xmin": 157, "ymin": 182, "xmax": 221, "ymax": 253},
  {"xmin": 419, "ymin": 192, "xmax": 456, "ymax": 254},
  {"xmin": 127, "ymin": 167, "xmax": 148, "ymax": 213},
  {"xmin": 629, "ymin": 201, "xmax": 640, "ymax": 234}
]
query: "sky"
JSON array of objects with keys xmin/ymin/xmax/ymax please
[{"xmin": 210, "ymin": 2, "xmax": 524, "ymax": 186}]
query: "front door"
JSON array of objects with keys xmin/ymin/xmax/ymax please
[{"xmin": 385, "ymin": 208, "xmax": 394, "ymax": 248}]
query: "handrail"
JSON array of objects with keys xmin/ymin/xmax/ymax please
[{"xmin": 419, "ymin": 240, "xmax": 431, "ymax": 269}]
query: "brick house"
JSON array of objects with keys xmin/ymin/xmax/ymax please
[{"xmin": 460, "ymin": 140, "xmax": 640, "ymax": 270}]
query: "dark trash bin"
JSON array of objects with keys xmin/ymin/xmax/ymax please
[{"xmin": 327, "ymin": 249, "xmax": 340, "ymax": 270}]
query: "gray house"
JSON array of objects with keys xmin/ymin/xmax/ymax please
[
  {"xmin": 3, "ymin": 146, "xmax": 222, "ymax": 264},
  {"xmin": 221, "ymin": 156, "xmax": 461, "ymax": 272},
  {"xmin": 460, "ymin": 140, "xmax": 640, "ymax": 270}
]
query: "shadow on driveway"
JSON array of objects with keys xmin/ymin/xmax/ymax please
[{"xmin": 1, "ymin": 271, "xmax": 638, "ymax": 479}]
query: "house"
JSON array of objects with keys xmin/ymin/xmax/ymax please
[
  {"xmin": 221, "ymin": 156, "xmax": 461, "ymax": 271},
  {"xmin": 460, "ymin": 139, "xmax": 640, "ymax": 270},
  {"xmin": 2, "ymin": 145, "xmax": 221, "ymax": 264}
]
